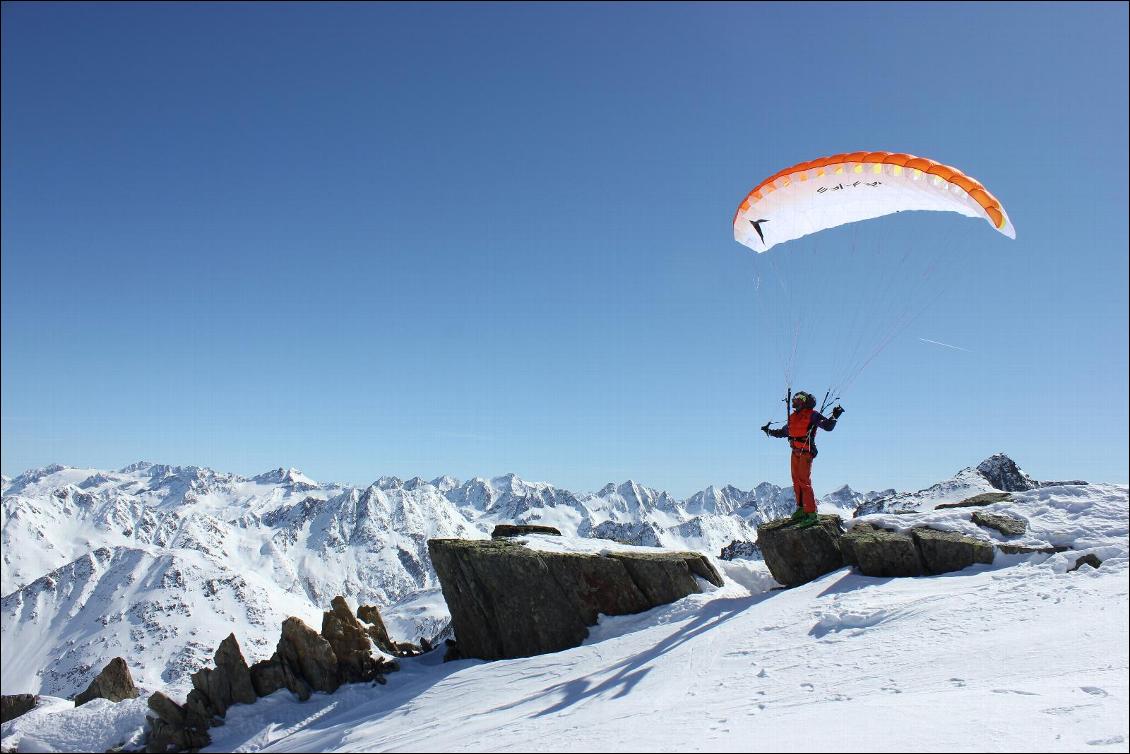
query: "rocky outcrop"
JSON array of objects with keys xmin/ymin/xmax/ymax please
[
  {"xmin": 840, "ymin": 524, "xmax": 924, "ymax": 577},
  {"xmin": 972, "ymin": 511, "xmax": 1027, "ymax": 537},
  {"xmin": 840, "ymin": 523, "xmax": 1002, "ymax": 577},
  {"xmin": 1, "ymin": 694, "xmax": 37, "ymax": 724},
  {"xmin": 74, "ymin": 657, "xmax": 139, "ymax": 706},
  {"xmin": 756, "ymin": 516, "xmax": 846, "ymax": 587},
  {"xmin": 936, "ymin": 492, "xmax": 1013, "ymax": 509},
  {"xmin": 322, "ymin": 597, "xmax": 399, "ymax": 683},
  {"xmin": 146, "ymin": 597, "xmax": 407, "ymax": 752},
  {"xmin": 492, "ymin": 524, "xmax": 562, "ymax": 538},
  {"xmin": 428, "ymin": 538, "xmax": 723, "ymax": 661}
]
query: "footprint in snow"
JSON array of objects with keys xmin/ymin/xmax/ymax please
[
  {"xmin": 1080, "ymin": 687, "xmax": 1108, "ymax": 697},
  {"xmin": 949, "ymin": 678, "xmax": 966, "ymax": 687},
  {"xmin": 991, "ymin": 689, "xmax": 1039, "ymax": 696},
  {"xmin": 1086, "ymin": 736, "xmax": 1125, "ymax": 746}
]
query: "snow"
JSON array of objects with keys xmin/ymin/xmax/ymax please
[{"xmin": 3, "ymin": 481, "xmax": 1125, "ymax": 753}]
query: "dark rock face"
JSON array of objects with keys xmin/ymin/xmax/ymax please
[
  {"xmin": 756, "ymin": 516, "xmax": 846, "ymax": 587},
  {"xmin": 976, "ymin": 454, "xmax": 1039, "ymax": 492},
  {"xmin": 491, "ymin": 524, "xmax": 562, "ymax": 538},
  {"xmin": 719, "ymin": 540, "xmax": 761, "ymax": 561},
  {"xmin": 936, "ymin": 492, "xmax": 1013, "ymax": 509},
  {"xmin": 428, "ymin": 538, "xmax": 722, "ymax": 661},
  {"xmin": 972, "ymin": 511, "xmax": 1027, "ymax": 537},
  {"xmin": 74, "ymin": 657, "xmax": 139, "ymax": 706},
  {"xmin": 1, "ymin": 694, "xmax": 37, "ymax": 724},
  {"xmin": 840, "ymin": 524, "xmax": 924, "ymax": 577},
  {"xmin": 911, "ymin": 528, "xmax": 995, "ymax": 574}
]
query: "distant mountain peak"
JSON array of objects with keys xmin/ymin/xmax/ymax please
[
  {"xmin": 253, "ymin": 467, "xmax": 318, "ymax": 490},
  {"xmin": 975, "ymin": 454, "xmax": 1038, "ymax": 492}
]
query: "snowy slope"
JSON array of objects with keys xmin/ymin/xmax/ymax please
[
  {"xmin": 4, "ymin": 482, "xmax": 1125, "ymax": 753},
  {"xmin": 0, "ymin": 455, "xmax": 1066, "ymax": 701}
]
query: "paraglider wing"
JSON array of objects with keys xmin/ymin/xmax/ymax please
[{"xmin": 733, "ymin": 151, "xmax": 1015, "ymax": 253}]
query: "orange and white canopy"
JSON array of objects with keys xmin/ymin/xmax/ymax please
[{"xmin": 733, "ymin": 152, "xmax": 1014, "ymax": 253}]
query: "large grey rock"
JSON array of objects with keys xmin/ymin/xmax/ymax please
[
  {"xmin": 911, "ymin": 528, "xmax": 995, "ymax": 574},
  {"xmin": 74, "ymin": 657, "xmax": 139, "ymax": 706},
  {"xmin": 428, "ymin": 538, "xmax": 722, "ymax": 661},
  {"xmin": 840, "ymin": 524, "xmax": 924, "ymax": 577},
  {"xmin": 972, "ymin": 511, "xmax": 1027, "ymax": 537},
  {"xmin": 756, "ymin": 515, "xmax": 846, "ymax": 587},
  {"xmin": 1, "ymin": 694, "xmax": 37, "ymax": 724}
]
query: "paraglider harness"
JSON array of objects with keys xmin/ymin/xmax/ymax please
[
  {"xmin": 767, "ymin": 389, "xmax": 839, "ymax": 456},
  {"xmin": 787, "ymin": 390, "xmax": 817, "ymax": 455}
]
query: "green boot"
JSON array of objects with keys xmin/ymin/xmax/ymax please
[
  {"xmin": 795, "ymin": 512, "xmax": 820, "ymax": 529},
  {"xmin": 790, "ymin": 507, "xmax": 806, "ymax": 522}
]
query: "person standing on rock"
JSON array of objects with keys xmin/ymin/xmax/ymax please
[{"xmin": 761, "ymin": 391, "xmax": 844, "ymax": 528}]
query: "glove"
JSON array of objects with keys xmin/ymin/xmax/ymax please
[
  {"xmin": 760, "ymin": 422, "xmax": 771, "ymax": 434},
  {"xmin": 831, "ymin": 405, "xmax": 844, "ymax": 419}
]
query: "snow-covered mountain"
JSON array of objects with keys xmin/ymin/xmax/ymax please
[
  {"xmin": 0, "ymin": 454, "xmax": 1047, "ymax": 700},
  {"xmin": 3, "ymin": 480, "xmax": 1126, "ymax": 754},
  {"xmin": 854, "ymin": 453, "xmax": 1044, "ymax": 516}
]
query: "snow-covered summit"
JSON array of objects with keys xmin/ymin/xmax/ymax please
[
  {"xmin": 855, "ymin": 453, "xmax": 1048, "ymax": 516},
  {"xmin": 251, "ymin": 467, "xmax": 319, "ymax": 490}
]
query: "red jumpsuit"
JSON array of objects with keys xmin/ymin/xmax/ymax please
[{"xmin": 767, "ymin": 407, "xmax": 839, "ymax": 514}]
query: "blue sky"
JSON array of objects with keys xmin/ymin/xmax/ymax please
[{"xmin": 3, "ymin": 2, "xmax": 1127, "ymax": 497}]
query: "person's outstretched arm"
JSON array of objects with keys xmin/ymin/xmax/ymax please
[
  {"xmin": 761, "ymin": 423, "xmax": 789, "ymax": 439},
  {"xmin": 816, "ymin": 405, "xmax": 844, "ymax": 432}
]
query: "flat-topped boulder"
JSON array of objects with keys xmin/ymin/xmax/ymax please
[
  {"xmin": 428, "ymin": 537, "xmax": 722, "ymax": 661},
  {"xmin": 840, "ymin": 523, "xmax": 924, "ymax": 577},
  {"xmin": 757, "ymin": 515, "xmax": 846, "ymax": 587}
]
